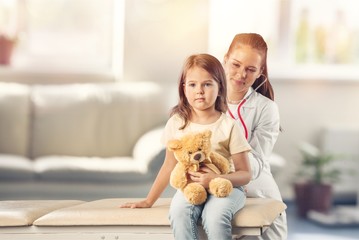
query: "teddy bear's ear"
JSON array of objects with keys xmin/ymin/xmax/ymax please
[{"xmin": 168, "ymin": 139, "xmax": 182, "ymax": 151}]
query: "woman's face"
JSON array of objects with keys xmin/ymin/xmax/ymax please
[{"xmin": 224, "ymin": 44, "xmax": 263, "ymax": 98}]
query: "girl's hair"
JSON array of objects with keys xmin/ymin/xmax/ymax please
[
  {"xmin": 225, "ymin": 33, "xmax": 275, "ymax": 101},
  {"xmin": 171, "ymin": 53, "xmax": 227, "ymax": 129}
]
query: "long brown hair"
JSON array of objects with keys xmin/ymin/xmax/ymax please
[
  {"xmin": 171, "ymin": 53, "xmax": 227, "ymax": 129},
  {"xmin": 225, "ymin": 33, "xmax": 275, "ymax": 101}
]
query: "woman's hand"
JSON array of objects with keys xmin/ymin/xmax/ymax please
[
  {"xmin": 119, "ymin": 200, "xmax": 152, "ymax": 209},
  {"xmin": 188, "ymin": 166, "xmax": 218, "ymax": 188}
]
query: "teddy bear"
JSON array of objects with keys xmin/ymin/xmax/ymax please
[{"xmin": 168, "ymin": 130, "xmax": 233, "ymax": 205}]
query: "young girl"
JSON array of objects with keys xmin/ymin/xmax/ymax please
[{"xmin": 120, "ymin": 53, "xmax": 251, "ymax": 240}]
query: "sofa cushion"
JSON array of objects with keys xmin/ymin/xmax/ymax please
[
  {"xmin": 133, "ymin": 126, "xmax": 166, "ymax": 173},
  {"xmin": 0, "ymin": 200, "xmax": 84, "ymax": 226},
  {"xmin": 34, "ymin": 198, "xmax": 287, "ymax": 228},
  {"xmin": 232, "ymin": 197, "xmax": 286, "ymax": 227},
  {"xmin": 0, "ymin": 83, "xmax": 30, "ymax": 156},
  {"xmin": 30, "ymin": 82, "xmax": 171, "ymax": 159},
  {"xmin": 0, "ymin": 154, "xmax": 34, "ymax": 180},
  {"xmin": 34, "ymin": 156, "xmax": 153, "ymax": 183}
]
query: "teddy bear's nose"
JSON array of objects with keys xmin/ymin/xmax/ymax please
[{"xmin": 193, "ymin": 153, "xmax": 202, "ymax": 161}]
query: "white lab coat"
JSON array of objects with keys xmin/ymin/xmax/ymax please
[{"xmin": 227, "ymin": 87, "xmax": 288, "ymax": 240}]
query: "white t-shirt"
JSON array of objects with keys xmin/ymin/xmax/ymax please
[{"xmin": 162, "ymin": 113, "xmax": 251, "ymax": 172}]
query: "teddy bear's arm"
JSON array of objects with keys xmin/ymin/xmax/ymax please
[
  {"xmin": 209, "ymin": 152, "xmax": 230, "ymax": 174},
  {"xmin": 202, "ymin": 163, "xmax": 221, "ymax": 174},
  {"xmin": 170, "ymin": 163, "xmax": 188, "ymax": 190}
]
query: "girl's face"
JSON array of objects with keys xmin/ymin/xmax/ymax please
[
  {"xmin": 183, "ymin": 66, "xmax": 219, "ymax": 113},
  {"xmin": 224, "ymin": 44, "xmax": 263, "ymax": 98}
]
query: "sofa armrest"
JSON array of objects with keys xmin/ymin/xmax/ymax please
[{"xmin": 133, "ymin": 126, "xmax": 166, "ymax": 175}]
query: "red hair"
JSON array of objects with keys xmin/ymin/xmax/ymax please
[{"xmin": 225, "ymin": 33, "xmax": 274, "ymax": 101}]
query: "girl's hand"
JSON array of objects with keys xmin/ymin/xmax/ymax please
[
  {"xmin": 189, "ymin": 167, "xmax": 218, "ymax": 188},
  {"xmin": 119, "ymin": 200, "xmax": 151, "ymax": 209}
]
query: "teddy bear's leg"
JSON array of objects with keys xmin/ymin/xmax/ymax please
[
  {"xmin": 209, "ymin": 178, "xmax": 233, "ymax": 197},
  {"xmin": 183, "ymin": 183, "xmax": 207, "ymax": 205}
]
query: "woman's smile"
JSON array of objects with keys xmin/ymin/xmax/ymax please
[{"xmin": 231, "ymin": 78, "xmax": 246, "ymax": 85}]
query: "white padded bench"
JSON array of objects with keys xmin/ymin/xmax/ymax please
[{"xmin": 0, "ymin": 198, "xmax": 286, "ymax": 240}]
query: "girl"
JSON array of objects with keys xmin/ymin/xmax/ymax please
[
  {"xmin": 121, "ymin": 53, "xmax": 251, "ymax": 240},
  {"xmin": 223, "ymin": 33, "xmax": 287, "ymax": 239}
]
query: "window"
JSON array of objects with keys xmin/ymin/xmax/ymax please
[
  {"xmin": 208, "ymin": 0, "xmax": 280, "ymax": 64},
  {"xmin": 0, "ymin": 0, "xmax": 124, "ymax": 81},
  {"xmin": 208, "ymin": 0, "xmax": 359, "ymax": 81}
]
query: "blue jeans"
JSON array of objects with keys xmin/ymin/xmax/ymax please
[{"xmin": 169, "ymin": 187, "xmax": 246, "ymax": 240}]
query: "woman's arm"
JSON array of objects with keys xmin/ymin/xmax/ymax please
[
  {"xmin": 120, "ymin": 149, "xmax": 177, "ymax": 208},
  {"xmin": 248, "ymin": 100, "xmax": 280, "ymax": 179}
]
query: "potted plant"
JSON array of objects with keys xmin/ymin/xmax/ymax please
[{"xmin": 294, "ymin": 142, "xmax": 341, "ymax": 218}]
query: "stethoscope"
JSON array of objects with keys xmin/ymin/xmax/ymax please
[{"xmin": 227, "ymin": 76, "xmax": 268, "ymax": 140}]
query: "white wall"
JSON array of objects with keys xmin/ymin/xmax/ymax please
[
  {"xmin": 123, "ymin": 0, "xmax": 209, "ymax": 83},
  {"xmin": 273, "ymin": 80, "xmax": 359, "ymax": 199}
]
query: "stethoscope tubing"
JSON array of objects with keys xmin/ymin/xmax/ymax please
[
  {"xmin": 228, "ymin": 76, "xmax": 268, "ymax": 140},
  {"xmin": 228, "ymin": 99, "xmax": 248, "ymax": 139}
]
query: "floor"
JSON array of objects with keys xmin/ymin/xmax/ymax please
[{"xmin": 286, "ymin": 201, "xmax": 359, "ymax": 240}]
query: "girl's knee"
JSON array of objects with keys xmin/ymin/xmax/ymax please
[
  {"xmin": 201, "ymin": 204, "xmax": 233, "ymax": 240},
  {"xmin": 202, "ymin": 209, "xmax": 232, "ymax": 227},
  {"xmin": 202, "ymin": 216, "xmax": 232, "ymax": 240},
  {"xmin": 169, "ymin": 202, "xmax": 202, "ymax": 225},
  {"xmin": 169, "ymin": 204, "xmax": 186, "ymax": 222}
]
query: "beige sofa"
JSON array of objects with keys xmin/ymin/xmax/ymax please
[{"xmin": 0, "ymin": 82, "xmax": 177, "ymax": 200}]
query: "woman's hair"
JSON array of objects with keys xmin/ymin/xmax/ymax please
[
  {"xmin": 171, "ymin": 53, "xmax": 227, "ymax": 129},
  {"xmin": 225, "ymin": 33, "xmax": 275, "ymax": 101}
]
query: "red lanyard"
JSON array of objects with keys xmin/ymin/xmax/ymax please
[{"xmin": 228, "ymin": 99, "xmax": 248, "ymax": 139}]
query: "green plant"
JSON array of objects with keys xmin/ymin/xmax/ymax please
[{"xmin": 297, "ymin": 142, "xmax": 341, "ymax": 184}]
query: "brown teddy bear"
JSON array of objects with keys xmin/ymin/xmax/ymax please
[{"xmin": 168, "ymin": 130, "xmax": 233, "ymax": 205}]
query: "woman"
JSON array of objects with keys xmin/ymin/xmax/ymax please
[{"xmin": 223, "ymin": 33, "xmax": 288, "ymax": 239}]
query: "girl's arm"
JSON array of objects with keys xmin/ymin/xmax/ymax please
[
  {"xmin": 120, "ymin": 149, "xmax": 177, "ymax": 208},
  {"xmin": 190, "ymin": 151, "xmax": 251, "ymax": 188},
  {"xmin": 227, "ymin": 151, "xmax": 251, "ymax": 186}
]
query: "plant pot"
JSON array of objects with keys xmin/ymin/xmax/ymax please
[
  {"xmin": 294, "ymin": 182, "xmax": 332, "ymax": 218},
  {"xmin": 0, "ymin": 35, "xmax": 15, "ymax": 65}
]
